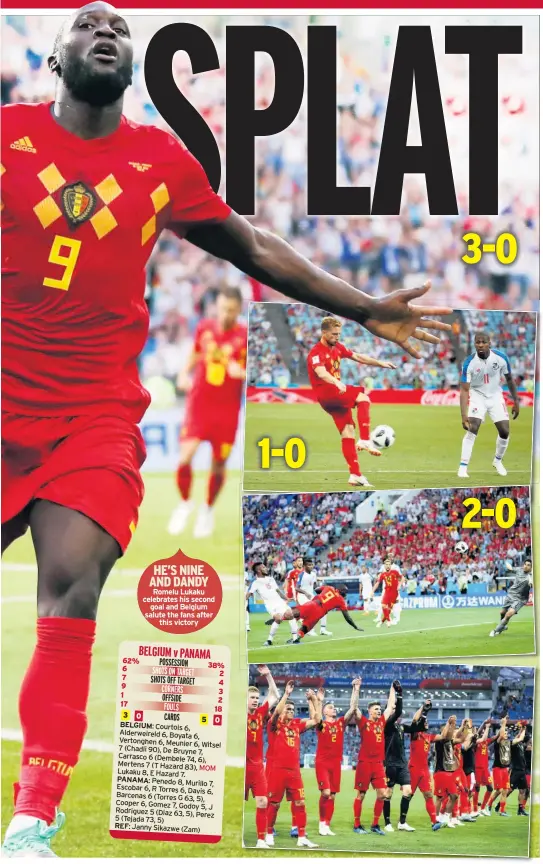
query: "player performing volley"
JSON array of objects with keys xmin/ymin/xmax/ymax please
[
  {"xmin": 371, "ymin": 559, "xmax": 405, "ymax": 627},
  {"xmin": 168, "ymin": 286, "xmax": 247, "ymax": 539},
  {"xmin": 246, "ymin": 666, "xmax": 280, "ymax": 848},
  {"xmin": 265, "ymin": 682, "xmax": 321, "ymax": 849},
  {"xmin": 314, "ymin": 679, "xmax": 361, "ymax": 836},
  {"xmin": 247, "ymin": 563, "xmax": 310, "ymax": 646},
  {"xmin": 307, "ymin": 317, "xmax": 397, "ymax": 487},
  {"xmin": 269, "ymin": 585, "xmax": 364, "ymax": 643},
  {"xmin": 296, "ymin": 558, "xmax": 332, "ymax": 637},
  {"xmin": 408, "ymin": 701, "xmax": 448, "ymax": 830},
  {"xmin": 458, "ymin": 332, "xmax": 520, "ymax": 479},
  {"xmin": 352, "ymin": 682, "xmax": 399, "ymax": 836},
  {"xmin": 1, "ymin": 0, "xmax": 451, "ymax": 852},
  {"xmin": 490, "ymin": 559, "xmax": 533, "ymax": 638}
]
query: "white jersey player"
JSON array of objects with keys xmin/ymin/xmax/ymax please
[
  {"xmin": 359, "ymin": 568, "xmax": 373, "ymax": 614},
  {"xmin": 297, "ymin": 559, "xmax": 332, "ymax": 636},
  {"xmin": 247, "ymin": 563, "xmax": 301, "ymax": 646},
  {"xmin": 458, "ymin": 332, "xmax": 519, "ymax": 479}
]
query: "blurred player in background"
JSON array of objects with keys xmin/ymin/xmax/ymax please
[
  {"xmin": 246, "ymin": 666, "xmax": 280, "ymax": 848},
  {"xmin": 265, "ymin": 682, "xmax": 321, "ymax": 849},
  {"xmin": 168, "ymin": 286, "xmax": 247, "ymax": 539},
  {"xmin": 358, "ymin": 567, "xmax": 373, "ymax": 615},
  {"xmin": 458, "ymin": 332, "xmax": 520, "ymax": 479},
  {"xmin": 352, "ymin": 682, "xmax": 399, "ymax": 835},
  {"xmin": 372, "ymin": 559, "xmax": 404, "ymax": 627},
  {"xmin": 490, "ymin": 559, "xmax": 533, "ymax": 637},
  {"xmin": 307, "ymin": 317, "xmax": 397, "ymax": 488},
  {"xmin": 284, "ymin": 555, "xmax": 304, "ymax": 604},
  {"xmin": 297, "ymin": 558, "xmax": 332, "ymax": 637},
  {"xmin": 314, "ymin": 679, "xmax": 361, "ymax": 836}
]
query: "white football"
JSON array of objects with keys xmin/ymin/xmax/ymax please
[
  {"xmin": 371, "ymin": 424, "xmax": 396, "ymax": 449},
  {"xmin": 455, "ymin": 541, "xmax": 469, "ymax": 554}
]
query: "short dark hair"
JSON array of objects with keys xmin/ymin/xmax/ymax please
[
  {"xmin": 368, "ymin": 701, "xmax": 381, "ymax": 710},
  {"xmin": 219, "ymin": 286, "xmax": 242, "ymax": 305},
  {"xmin": 252, "ymin": 561, "xmax": 263, "ymax": 574},
  {"xmin": 285, "ymin": 700, "xmax": 295, "ymax": 709},
  {"xmin": 337, "ymin": 584, "xmax": 348, "ymax": 596},
  {"xmin": 524, "ymin": 559, "xmax": 532, "ymax": 565},
  {"xmin": 474, "ymin": 330, "xmax": 490, "ymax": 341}
]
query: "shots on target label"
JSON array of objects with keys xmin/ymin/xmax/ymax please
[{"xmin": 110, "ymin": 641, "xmax": 230, "ymax": 843}]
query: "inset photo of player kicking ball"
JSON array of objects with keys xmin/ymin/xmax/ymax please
[
  {"xmin": 243, "ymin": 305, "xmax": 535, "ymax": 492},
  {"xmin": 243, "ymin": 486, "xmax": 534, "ymax": 662},
  {"xmin": 243, "ymin": 661, "xmax": 533, "ymax": 855}
]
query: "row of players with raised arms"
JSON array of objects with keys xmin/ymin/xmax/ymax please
[{"xmin": 246, "ymin": 669, "xmax": 530, "ymax": 848}]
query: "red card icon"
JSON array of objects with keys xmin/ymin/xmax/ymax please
[
  {"xmin": 213, "ymin": 714, "xmax": 222, "ymax": 726},
  {"xmin": 134, "ymin": 710, "xmax": 144, "ymax": 721}
]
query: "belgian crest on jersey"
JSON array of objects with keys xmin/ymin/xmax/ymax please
[{"xmin": 61, "ymin": 181, "xmax": 96, "ymax": 227}]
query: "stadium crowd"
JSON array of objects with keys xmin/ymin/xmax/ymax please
[
  {"xmin": 248, "ymin": 306, "xmax": 536, "ymax": 391},
  {"xmin": 244, "ymin": 486, "xmax": 531, "ymax": 593},
  {"xmin": 2, "ymin": 15, "xmax": 538, "ymax": 399}
]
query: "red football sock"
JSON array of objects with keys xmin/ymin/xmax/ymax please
[
  {"xmin": 482, "ymin": 789, "xmax": 493, "ymax": 809},
  {"xmin": 14, "ymin": 617, "xmax": 95, "ymax": 823},
  {"xmin": 382, "ymin": 605, "xmax": 391, "ymax": 622},
  {"xmin": 453, "ymin": 800, "xmax": 459, "ymax": 818},
  {"xmin": 293, "ymin": 803, "xmax": 307, "ymax": 838},
  {"xmin": 176, "ymin": 464, "xmax": 192, "ymax": 501},
  {"xmin": 319, "ymin": 794, "xmax": 328, "ymax": 821},
  {"xmin": 256, "ymin": 806, "xmax": 267, "ymax": 840},
  {"xmin": 440, "ymin": 796, "xmax": 448, "ymax": 814},
  {"xmin": 356, "ymin": 398, "xmax": 370, "ymax": 440},
  {"xmin": 207, "ymin": 471, "xmax": 225, "ymax": 506},
  {"xmin": 460, "ymin": 789, "xmax": 470, "ymax": 814},
  {"xmin": 373, "ymin": 798, "xmax": 384, "ymax": 825},
  {"xmin": 473, "ymin": 788, "xmax": 479, "ymax": 811},
  {"xmin": 499, "ymin": 800, "xmax": 506, "ymax": 813},
  {"xmin": 354, "ymin": 797, "xmax": 363, "ymax": 827},
  {"xmin": 425, "ymin": 797, "xmax": 437, "ymax": 823},
  {"xmin": 267, "ymin": 803, "xmax": 279, "ymax": 833},
  {"xmin": 326, "ymin": 797, "xmax": 335, "ymax": 825},
  {"xmin": 341, "ymin": 438, "xmax": 360, "ymax": 475},
  {"xmin": 291, "ymin": 800, "xmax": 296, "ymax": 826}
]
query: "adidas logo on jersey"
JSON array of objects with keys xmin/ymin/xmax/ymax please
[
  {"xmin": 10, "ymin": 137, "xmax": 37, "ymax": 153},
  {"xmin": 129, "ymin": 161, "xmax": 152, "ymax": 172}
]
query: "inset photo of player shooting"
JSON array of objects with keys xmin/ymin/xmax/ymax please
[
  {"xmin": 244, "ymin": 661, "xmax": 534, "ymax": 855},
  {"xmin": 243, "ymin": 306, "xmax": 535, "ymax": 492},
  {"xmin": 244, "ymin": 486, "xmax": 534, "ymax": 662}
]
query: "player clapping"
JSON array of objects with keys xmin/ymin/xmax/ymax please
[{"xmin": 246, "ymin": 666, "xmax": 280, "ymax": 848}]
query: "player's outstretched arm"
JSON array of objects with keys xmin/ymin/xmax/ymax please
[
  {"xmin": 314, "ymin": 364, "xmax": 346, "ymax": 392},
  {"xmin": 435, "ymin": 715, "xmax": 456, "ymax": 742},
  {"xmin": 257, "ymin": 664, "xmax": 280, "ymax": 710},
  {"xmin": 344, "ymin": 678, "xmax": 362, "ymax": 725},
  {"xmin": 351, "ymin": 353, "xmax": 397, "ymax": 370},
  {"xmin": 341, "ymin": 610, "xmax": 364, "ymax": 631},
  {"xmin": 383, "ymin": 683, "xmax": 398, "ymax": 722},
  {"xmin": 512, "ymin": 726, "xmax": 526, "ymax": 745},
  {"xmin": 304, "ymin": 690, "xmax": 322, "ymax": 729},
  {"xmin": 270, "ymin": 680, "xmax": 295, "ymax": 730},
  {"xmin": 176, "ymin": 347, "xmax": 200, "ymax": 393},
  {"xmin": 185, "ymin": 213, "xmax": 451, "ymax": 358},
  {"xmin": 505, "ymin": 373, "xmax": 520, "ymax": 419}
]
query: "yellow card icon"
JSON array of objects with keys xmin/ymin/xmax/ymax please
[
  {"xmin": 121, "ymin": 710, "xmax": 130, "ymax": 721},
  {"xmin": 200, "ymin": 713, "xmax": 209, "ymax": 726}
]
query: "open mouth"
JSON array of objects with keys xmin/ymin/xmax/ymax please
[{"xmin": 91, "ymin": 42, "xmax": 118, "ymax": 63}]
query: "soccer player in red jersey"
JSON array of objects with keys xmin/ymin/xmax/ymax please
[
  {"xmin": 246, "ymin": 665, "xmax": 280, "ymax": 849},
  {"xmin": 372, "ymin": 559, "xmax": 405, "ymax": 627},
  {"xmin": 473, "ymin": 722, "xmax": 496, "ymax": 816},
  {"xmin": 168, "ymin": 285, "xmax": 247, "ymax": 539},
  {"xmin": 433, "ymin": 715, "xmax": 461, "ymax": 828},
  {"xmin": 277, "ymin": 585, "xmax": 364, "ymax": 643},
  {"xmin": 307, "ymin": 317, "xmax": 397, "ymax": 487},
  {"xmin": 284, "ymin": 556, "xmax": 304, "ymax": 603},
  {"xmin": 408, "ymin": 702, "xmax": 448, "ymax": 830},
  {"xmin": 314, "ymin": 679, "xmax": 361, "ymax": 836},
  {"xmin": 1, "ymin": 1, "xmax": 451, "ymax": 852},
  {"xmin": 454, "ymin": 721, "xmax": 477, "ymax": 822},
  {"xmin": 488, "ymin": 716, "xmax": 512, "ymax": 815},
  {"xmin": 265, "ymin": 681, "xmax": 321, "ymax": 849},
  {"xmin": 351, "ymin": 682, "xmax": 399, "ymax": 836}
]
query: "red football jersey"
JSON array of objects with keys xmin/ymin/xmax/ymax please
[
  {"xmin": 284, "ymin": 568, "xmax": 302, "ymax": 601},
  {"xmin": 268, "ymin": 718, "xmax": 306, "ymax": 769},
  {"xmin": 307, "ymin": 341, "xmax": 353, "ymax": 392},
  {"xmin": 246, "ymin": 701, "xmax": 269, "ymax": 766},
  {"xmin": 316, "ymin": 717, "xmax": 345, "ymax": 763},
  {"xmin": 357, "ymin": 715, "xmax": 386, "ymax": 762},
  {"xmin": 409, "ymin": 732, "xmax": 436, "ymax": 770},
  {"xmin": 298, "ymin": 587, "xmax": 347, "ymax": 630},
  {"xmin": 378, "ymin": 569, "xmax": 402, "ymax": 592},
  {"xmin": 475, "ymin": 738, "xmax": 495, "ymax": 770},
  {"xmin": 185, "ymin": 318, "xmax": 247, "ymax": 416},
  {"xmin": 1, "ymin": 102, "xmax": 231, "ymax": 420}
]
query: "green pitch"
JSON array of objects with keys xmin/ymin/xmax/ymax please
[
  {"xmin": 243, "ymin": 404, "xmax": 533, "ymax": 491},
  {"xmin": 247, "ymin": 607, "xmax": 536, "ymax": 663},
  {"xmin": 243, "ymin": 768, "xmax": 534, "ymax": 857}
]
